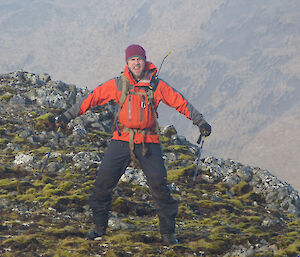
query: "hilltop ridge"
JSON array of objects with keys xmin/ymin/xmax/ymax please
[{"xmin": 0, "ymin": 71, "xmax": 299, "ymax": 256}]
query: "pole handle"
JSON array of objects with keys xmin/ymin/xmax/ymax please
[
  {"xmin": 193, "ymin": 135, "xmax": 205, "ymax": 181},
  {"xmin": 197, "ymin": 134, "xmax": 202, "ymax": 144}
]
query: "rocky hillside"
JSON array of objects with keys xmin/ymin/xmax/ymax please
[{"xmin": 0, "ymin": 71, "xmax": 299, "ymax": 256}]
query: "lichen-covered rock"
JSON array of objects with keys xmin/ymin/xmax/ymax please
[
  {"xmin": 73, "ymin": 151, "xmax": 102, "ymax": 170},
  {"xmin": 13, "ymin": 153, "xmax": 34, "ymax": 165}
]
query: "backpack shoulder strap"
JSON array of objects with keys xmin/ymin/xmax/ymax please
[
  {"xmin": 145, "ymin": 76, "xmax": 159, "ymax": 103},
  {"xmin": 112, "ymin": 74, "xmax": 130, "ymax": 133},
  {"xmin": 145, "ymin": 76, "xmax": 160, "ymax": 134},
  {"xmin": 114, "ymin": 74, "xmax": 130, "ymax": 107},
  {"xmin": 149, "ymin": 75, "xmax": 159, "ymax": 91}
]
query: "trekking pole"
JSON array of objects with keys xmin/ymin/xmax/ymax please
[
  {"xmin": 193, "ymin": 135, "xmax": 205, "ymax": 181},
  {"xmin": 157, "ymin": 51, "xmax": 172, "ymax": 76},
  {"xmin": 39, "ymin": 128, "xmax": 61, "ymax": 177}
]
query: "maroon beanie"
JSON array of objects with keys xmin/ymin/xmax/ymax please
[{"xmin": 125, "ymin": 44, "xmax": 146, "ymax": 62}]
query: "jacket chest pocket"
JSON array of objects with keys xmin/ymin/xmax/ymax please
[{"xmin": 119, "ymin": 93, "xmax": 154, "ymax": 129}]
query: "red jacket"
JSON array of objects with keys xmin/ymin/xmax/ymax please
[{"xmin": 63, "ymin": 62, "xmax": 206, "ymax": 144}]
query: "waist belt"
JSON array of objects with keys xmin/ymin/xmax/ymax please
[{"xmin": 120, "ymin": 126, "xmax": 157, "ymax": 167}]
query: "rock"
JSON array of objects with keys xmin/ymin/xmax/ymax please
[
  {"xmin": 9, "ymin": 94, "xmax": 31, "ymax": 106},
  {"xmin": 13, "ymin": 153, "xmax": 34, "ymax": 165},
  {"xmin": 161, "ymin": 125, "xmax": 177, "ymax": 137},
  {"xmin": 261, "ymin": 216, "xmax": 287, "ymax": 228},
  {"xmin": 47, "ymin": 162, "xmax": 63, "ymax": 174},
  {"xmin": 200, "ymin": 174, "xmax": 215, "ymax": 183},
  {"xmin": 236, "ymin": 167, "xmax": 253, "ymax": 182},
  {"xmin": 163, "ymin": 152, "xmax": 176, "ymax": 164},
  {"xmin": 72, "ymin": 124, "xmax": 88, "ymax": 137},
  {"xmin": 73, "ymin": 152, "xmax": 102, "ymax": 170},
  {"xmin": 222, "ymin": 174, "xmax": 241, "ymax": 187},
  {"xmin": 39, "ymin": 73, "xmax": 51, "ymax": 83},
  {"xmin": 108, "ymin": 216, "xmax": 137, "ymax": 231},
  {"xmin": 120, "ymin": 167, "xmax": 147, "ymax": 187}
]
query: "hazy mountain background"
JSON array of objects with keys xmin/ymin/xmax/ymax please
[{"xmin": 0, "ymin": 0, "xmax": 299, "ymax": 192}]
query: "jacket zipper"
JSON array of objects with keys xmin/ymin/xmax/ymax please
[
  {"xmin": 140, "ymin": 95, "xmax": 146, "ymax": 122},
  {"xmin": 128, "ymin": 95, "xmax": 132, "ymax": 121}
]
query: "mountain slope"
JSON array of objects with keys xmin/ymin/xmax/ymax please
[
  {"xmin": 0, "ymin": 71, "xmax": 299, "ymax": 256},
  {"xmin": 0, "ymin": 0, "xmax": 299, "ymax": 192}
]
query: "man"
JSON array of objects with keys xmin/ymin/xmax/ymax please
[{"xmin": 56, "ymin": 44, "xmax": 211, "ymax": 245}]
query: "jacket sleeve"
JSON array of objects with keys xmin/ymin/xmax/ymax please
[
  {"xmin": 156, "ymin": 79, "xmax": 207, "ymax": 127},
  {"xmin": 63, "ymin": 79, "xmax": 118, "ymax": 121}
]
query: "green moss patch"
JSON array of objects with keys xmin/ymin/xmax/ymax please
[{"xmin": 34, "ymin": 113, "xmax": 55, "ymax": 131}]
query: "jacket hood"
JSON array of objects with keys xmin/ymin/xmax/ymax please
[{"xmin": 124, "ymin": 61, "xmax": 157, "ymax": 85}]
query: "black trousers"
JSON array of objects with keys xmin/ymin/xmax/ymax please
[{"xmin": 89, "ymin": 140, "xmax": 178, "ymax": 234}]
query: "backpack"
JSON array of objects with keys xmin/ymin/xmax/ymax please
[{"xmin": 112, "ymin": 74, "xmax": 160, "ymax": 165}]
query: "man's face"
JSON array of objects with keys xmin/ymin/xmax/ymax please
[{"xmin": 127, "ymin": 57, "xmax": 145, "ymax": 80}]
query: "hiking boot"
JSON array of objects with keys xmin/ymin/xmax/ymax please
[
  {"xmin": 88, "ymin": 225, "xmax": 106, "ymax": 240},
  {"xmin": 162, "ymin": 233, "xmax": 178, "ymax": 245}
]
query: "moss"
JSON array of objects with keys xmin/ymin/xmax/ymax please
[
  {"xmin": 2, "ymin": 234, "xmax": 42, "ymax": 251},
  {"xmin": 243, "ymin": 225, "xmax": 263, "ymax": 234},
  {"xmin": 0, "ymin": 193, "xmax": 10, "ymax": 199},
  {"xmin": 32, "ymin": 146, "xmax": 51, "ymax": 154},
  {"xmin": 177, "ymin": 153, "xmax": 194, "ymax": 161},
  {"xmin": 0, "ymin": 178, "xmax": 19, "ymax": 191},
  {"xmin": 112, "ymin": 196, "xmax": 130, "ymax": 214},
  {"xmin": 246, "ymin": 215, "xmax": 262, "ymax": 223},
  {"xmin": 187, "ymin": 238, "xmax": 228, "ymax": 253},
  {"xmin": 276, "ymin": 230, "xmax": 300, "ymax": 249},
  {"xmin": 167, "ymin": 159, "xmax": 184, "ymax": 169},
  {"xmin": 40, "ymin": 176, "xmax": 54, "ymax": 184},
  {"xmin": 42, "ymin": 183, "xmax": 55, "ymax": 191},
  {"xmin": 0, "ymin": 138, "xmax": 9, "ymax": 145},
  {"xmin": 59, "ymin": 237, "xmax": 91, "ymax": 251},
  {"xmin": 63, "ymin": 172, "xmax": 82, "ymax": 180},
  {"xmin": 43, "ymin": 193, "xmax": 87, "ymax": 209},
  {"xmin": 275, "ymin": 240, "xmax": 300, "ymax": 256},
  {"xmin": 43, "ymin": 188, "xmax": 65, "ymax": 197},
  {"xmin": 17, "ymin": 193, "xmax": 37, "ymax": 202},
  {"xmin": 226, "ymin": 198, "xmax": 244, "ymax": 209},
  {"xmin": 239, "ymin": 191, "xmax": 265, "ymax": 203},
  {"xmin": 104, "ymin": 251, "xmax": 118, "ymax": 257},
  {"xmin": 45, "ymin": 226, "xmax": 79, "ymax": 237},
  {"xmin": 12, "ymin": 134, "xmax": 26, "ymax": 143},
  {"xmin": 287, "ymin": 231, "xmax": 298, "ymax": 237},
  {"xmin": 0, "ymin": 127, "xmax": 6, "ymax": 135},
  {"xmin": 34, "ymin": 113, "xmax": 55, "ymax": 131},
  {"xmin": 0, "ymin": 164, "xmax": 7, "ymax": 173},
  {"xmin": 159, "ymin": 135, "xmax": 171, "ymax": 144},
  {"xmin": 200, "ymin": 217, "xmax": 220, "ymax": 227},
  {"xmin": 163, "ymin": 144, "xmax": 189, "ymax": 153},
  {"xmin": 178, "ymin": 204, "xmax": 197, "ymax": 218},
  {"xmin": 58, "ymin": 181, "xmax": 74, "ymax": 191},
  {"xmin": 29, "ymin": 111, "xmax": 37, "ymax": 117},
  {"xmin": 231, "ymin": 181, "xmax": 251, "ymax": 196},
  {"xmin": 52, "ymin": 251, "xmax": 87, "ymax": 257},
  {"xmin": 287, "ymin": 219, "xmax": 300, "ymax": 229},
  {"xmin": 167, "ymin": 164, "xmax": 194, "ymax": 181},
  {"xmin": 167, "ymin": 168, "xmax": 186, "ymax": 182},
  {"xmin": 1, "ymin": 94, "xmax": 13, "ymax": 102},
  {"xmin": 108, "ymin": 232, "xmax": 132, "ymax": 244},
  {"xmin": 32, "ymin": 179, "xmax": 46, "ymax": 188},
  {"xmin": 90, "ymin": 130, "xmax": 112, "ymax": 137},
  {"xmin": 256, "ymin": 251, "xmax": 274, "ymax": 257},
  {"xmin": 164, "ymin": 250, "xmax": 179, "ymax": 257}
]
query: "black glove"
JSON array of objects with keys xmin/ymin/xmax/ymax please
[
  {"xmin": 198, "ymin": 122, "xmax": 211, "ymax": 137},
  {"xmin": 55, "ymin": 114, "xmax": 68, "ymax": 130}
]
